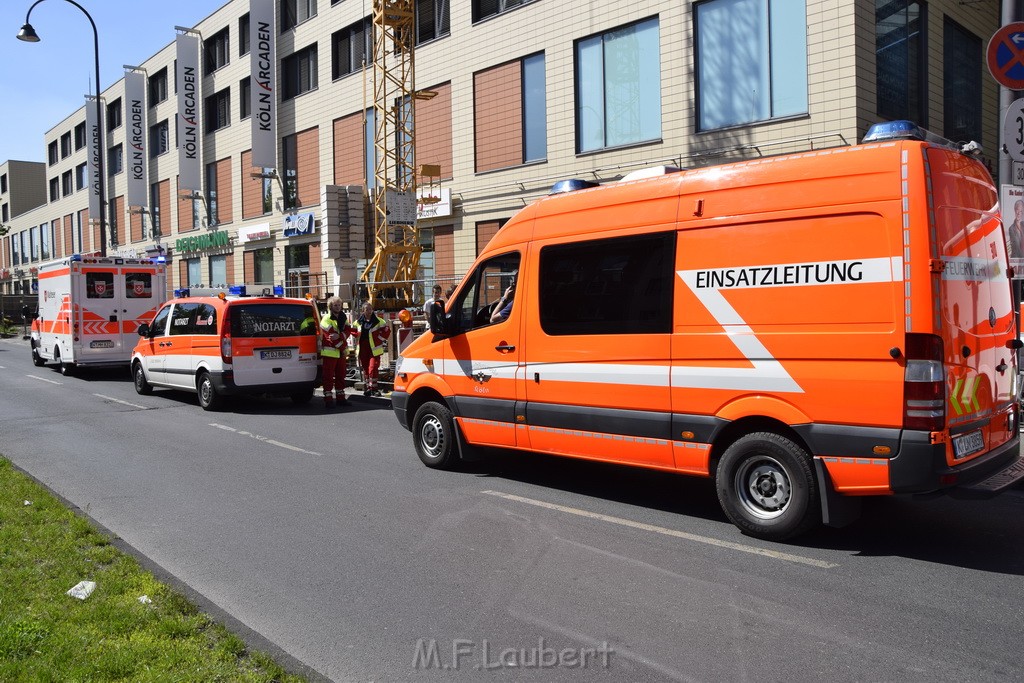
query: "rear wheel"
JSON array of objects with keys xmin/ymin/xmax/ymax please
[
  {"xmin": 197, "ymin": 371, "xmax": 222, "ymax": 411},
  {"xmin": 55, "ymin": 348, "xmax": 73, "ymax": 376},
  {"xmin": 412, "ymin": 401, "xmax": 458, "ymax": 469},
  {"xmin": 133, "ymin": 361, "xmax": 152, "ymax": 395},
  {"xmin": 715, "ymin": 432, "xmax": 819, "ymax": 541}
]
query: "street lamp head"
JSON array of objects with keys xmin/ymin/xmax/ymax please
[{"xmin": 16, "ymin": 23, "xmax": 40, "ymax": 42}]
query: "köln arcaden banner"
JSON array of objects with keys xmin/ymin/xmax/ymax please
[
  {"xmin": 175, "ymin": 32, "xmax": 201, "ymax": 192},
  {"xmin": 249, "ymin": 0, "xmax": 276, "ymax": 169},
  {"xmin": 84, "ymin": 96, "xmax": 103, "ymax": 220},
  {"xmin": 124, "ymin": 70, "xmax": 148, "ymax": 207}
]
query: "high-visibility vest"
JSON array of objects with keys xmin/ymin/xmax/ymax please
[
  {"xmin": 354, "ymin": 315, "xmax": 390, "ymax": 357},
  {"xmin": 320, "ymin": 313, "xmax": 350, "ymax": 358}
]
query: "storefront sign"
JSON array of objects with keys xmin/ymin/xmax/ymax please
[
  {"xmin": 238, "ymin": 223, "xmax": 273, "ymax": 243},
  {"xmin": 282, "ymin": 212, "xmax": 316, "ymax": 237},
  {"xmin": 175, "ymin": 230, "xmax": 230, "ymax": 254},
  {"xmin": 417, "ymin": 187, "xmax": 452, "ymax": 220}
]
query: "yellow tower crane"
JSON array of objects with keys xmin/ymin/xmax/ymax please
[{"xmin": 361, "ymin": 0, "xmax": 425, "ymax": 310}]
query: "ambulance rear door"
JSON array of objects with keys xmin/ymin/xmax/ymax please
[
  {"xmin": 928, "ymin": 146, "xmax": 1017, "ymax": 461},
  {"xmin": 122, "ymin": 266, "xmax": 164, "ymax": 335},
  {"xmin": 72, "ymin": 265, "xmax": 124, "ymax": 362}
]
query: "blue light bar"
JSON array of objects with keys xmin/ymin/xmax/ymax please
[
  {"xmin": 154, "ymin": 256, "xmax": 166, "ymax": 264},
  {"xmin": 70, "ymin": 254, "xmax": 82, "ymax": 262},
  {"xmin": 862, "ymin": 120, "xmax": 925, "ymax": 143},
  {"xmin": 174, "ymin": 288, "xmax": 190, "ymax": 298},
  {"xmin": 228, "ymin": 285, "xmax": 247, "ymax": 296},
  {"xmin": 273, "ymin": 285, "xmax": 284, "ymax": 296}
]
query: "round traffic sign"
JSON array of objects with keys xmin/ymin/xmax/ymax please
[
  {"xmin": 988, "ymin": 22, "xmax": 1024, "ymax": 90},
  {"xmin": 1005, "ymin": 100, "xmax": 1024, "ymax": 162}
]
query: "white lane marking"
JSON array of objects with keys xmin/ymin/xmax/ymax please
[
  {"xmin": 482, "ymin": 490, "xmax": 838, "ymax": 569},
  {"xmin": 93, "ymin": 393, "xmax": 147, "ymax": 410},
  {"xmin": 26, "ymin": 374, "xmax": 62, "ymax": 385},
  {"xmin": 209, "ymin": 423, "xmax": 323, "ymax": 456}
]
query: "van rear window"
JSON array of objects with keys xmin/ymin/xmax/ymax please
[{"xmin": 229, "ymin": 303, "xmax": 317, "ymax": 338}]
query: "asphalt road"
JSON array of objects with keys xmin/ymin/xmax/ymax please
[{"xmin": 2, "ymin": 335, "xmax": 1023, "ymax": 682}]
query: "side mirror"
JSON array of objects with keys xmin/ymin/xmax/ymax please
[
  {"xmin": 137, "ymin": 323, "xmax": 150, "ymax": 337},
  {"xmin": 427, "ymin": 300, "xmax": 449, "ymax": 338}
]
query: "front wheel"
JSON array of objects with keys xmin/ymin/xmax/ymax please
[
  {"xmin": 715, "ymin": 432, "xmax": 819, "ymax": 541},
  {"xmin": 197, "ymin": 371, "xmax": 222, "ymax": 411},
  {"xmin": 412, "ymin": 401, "xmax": 458, "ymax": 469},
  {"xmin": 31, "ymin": 344, "xmax": 45, "ymax": 367},
  {"xmin": 55, "ymin": 348, "xmax": 73, "ymax": 376},
  {"xmin": 133, "ymin": 362, "xmax": 152, "ymax": 395}
]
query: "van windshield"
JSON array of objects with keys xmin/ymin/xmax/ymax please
[{"xmin": 229, "ymin": 303, "xmax": 317, "ymax": 338}]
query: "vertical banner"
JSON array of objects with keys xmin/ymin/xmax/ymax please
[
  {"xmin": 125, "ymin": 71, "xmax": 148, "ymax": 207},
  {"xmin": 250, "ymin": 0, "xmax": 276, "ymax": 169},
  {"xmin": 1002, "ymin": 184, "xmax": 1024, "ymax": 276},
  {"xmin": 84, "ymin": 96, "xmax": 103, "ymax": 220},
  {"xmin": 176, "ymin": 33, "xmax": 201, "ymax": 191}
]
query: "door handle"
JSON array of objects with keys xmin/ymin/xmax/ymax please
[
  {"xmin": 495, "ymin": 344, "xmax": 515, "ymax": 352},
  {"xmin": 997, "ymin": 360, "xmax": 1008, "ymax": 374}
]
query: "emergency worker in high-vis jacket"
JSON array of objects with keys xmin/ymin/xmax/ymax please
[
  {"xmin": 320, "ymin": 296, "xmax": 353, "ymax": 409},
  {"xmin": 353, "ymin": 302, "xmax": 391, "ymax": 396}
]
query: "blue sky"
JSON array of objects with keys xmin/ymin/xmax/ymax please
[{"xmin": 1, "ymin": 0, "xmax": 221, "ymax": 163}]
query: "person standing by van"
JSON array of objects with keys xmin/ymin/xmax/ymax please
[
  {"xmin": 354, "ymin": 302, "xmax": 391, "ymax": 396},
  {"xmin": 320, "ymin": 296, "xmax": 352, "ymax": 409}
]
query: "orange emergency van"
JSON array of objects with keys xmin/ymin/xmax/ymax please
[
  {"xmin": 131, "ymin": 286, "xmax": 321, "ymax": 410},
  {"xmin": 393, "ymin": 121, "xmax": 1024, "ymax": 540}
]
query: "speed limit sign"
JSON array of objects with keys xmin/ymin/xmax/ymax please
[{"xmin": 1003, "ymin": 99, "xmax": 1024, "ymax": 162}]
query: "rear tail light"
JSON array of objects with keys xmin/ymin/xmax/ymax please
[
  {"xmin": 904, "ymin": 333, "xmax": 945, "ymax": 431},
  {"xmin": 221, "ymin": 334, "xmax": 232, "ymax": 364}
]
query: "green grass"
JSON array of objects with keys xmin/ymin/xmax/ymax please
[{"xmin": 0, "ymin": 457, "xmax": 306, "ymax": 683}]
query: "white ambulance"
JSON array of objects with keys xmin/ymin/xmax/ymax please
[{"xmin": 32, "ymin": 254, "xmax": 168, "ymax": 375}]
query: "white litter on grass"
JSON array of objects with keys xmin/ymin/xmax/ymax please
[
  {"xmin": 66, "ymin": 580, "xmax": 96, "ymax": 600},
  {"xmin": 138, "ymin": 595, "xmax": 152, "ymax": 604},
  {"xmin": 23, "ymin": 500, "xmax": 31, "ymax": 506}
]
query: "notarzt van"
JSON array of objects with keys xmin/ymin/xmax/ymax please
[
  {"xmin": 131, "ymin": 287, "xmax": 321, "ymax": 410},
  {"xmin": 393, "ymin": 121, "xmax": 1024, "ymax": 540}
]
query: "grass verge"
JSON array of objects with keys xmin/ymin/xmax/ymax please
[{"xmin": 0, "ymin": 457, "xmax": 306, "ymax": 682}]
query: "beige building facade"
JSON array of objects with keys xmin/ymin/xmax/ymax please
[{"xmin": 0, "ymin": 0, "xmax": 1003, "ymax": 301}]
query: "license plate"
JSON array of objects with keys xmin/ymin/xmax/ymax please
[
  {"xmin": 89, "ymin": 340, "xmax": 114, "ymax": 349},
  {"xmin": 952, "ymin": 430, "xmax": 985, "ymax": 459},
  {"xmin": 260, "ymin": 349, "xmax": 293, "ymax": 360}
]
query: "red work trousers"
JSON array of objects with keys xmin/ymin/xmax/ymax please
[
  {"xmin": 322, "ymin": 354, "xmax": 346, "ymax": 395},
  {"xmin": 359, "ymin": 347, "xmax": 381, "ymax": 390}
]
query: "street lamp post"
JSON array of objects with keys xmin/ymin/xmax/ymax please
[{"xmin": 18, "ymin": 0, "xmax": 106, "ymax": 257}]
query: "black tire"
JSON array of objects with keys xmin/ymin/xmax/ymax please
[
  {"xmin": 412, "ymin": 401, "xmax": 458, "ymax": 469},
  {"xmin": 133, "ymin": 361, "xmax": 153, "ymax": 395},
  {"xmin": 55, "ymin": 348, "xmax": 73, "ymax": 376},
  {"xmin": 291, "ymin": 387, "xmax": 314, "ymax": 404},
  {"xmin": 715, "ymin": 432, "xmax": 820, "ymax": 541},
  {"xmin": 196, "ymin": 371, "xmax": 222, "ymax": 411},
  {"xmin": 31, "ymin": 344, "xmax": 45, "ymax": 367}
]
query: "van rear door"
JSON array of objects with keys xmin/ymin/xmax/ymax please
[
  {"xmin": 227, "ymin": 301, "xmax": 319, "ymax": 387},
  {"xmin": 929, "ymin": 147, "xmax": 1016, "ymax": 461}
]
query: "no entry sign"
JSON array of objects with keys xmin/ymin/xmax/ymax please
[{"xmin": 988, "ymin": 22, "xmax": 1024, "ymax": 90}]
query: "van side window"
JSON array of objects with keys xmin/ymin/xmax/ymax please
[
  {"xmin": 192, "ymin": 303, "xmax": 218, "ymax": 334},
  {"xmin": 149, "ymin": 305, "xmax": 171, "ymax": 338},
  {"xmin": 453, "ymin": 252, "xmax": 521, "ymax": 332},
  {"xmin": 539, "ymin": 231, "xmax": 674, "ymax": 335},
  {"xmin": 169, "ymin": 303, "xmax": 200, "ymax": 336}
]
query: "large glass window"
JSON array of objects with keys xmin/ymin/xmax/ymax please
[
  {"xmin": 74, "ymin": 122, "xmax": 87, "ymax": 150},
  {"xmin": 696, "ymin": 0, "xmax": 807, "ymax": 131},
  {"xmin": 282, "ymin": 0, "xmax": 317, "ymax": 31},
  {"xmin": 205, "ymin": 88, "xmax": 231, "ymax": 133},
  {"xmin": 473, "ymin": 0, "xmax": 527, "ymax": 23},
  {"xmin": 944, "ymin": 18, "xmax": 981, "ymax": 144},
  {"xmin": 876, "ymin": 0, "xmax": 925, "ymax": 124},
  {"xmin": 230, "ymin": 303, "xmax": 315, "ymax": 338},
  {"xmin": 76, "ymin": 163, "xmax": 87, "ymax": 191},
  {"xmin": 239, "ymin": 13, "xmax": 250, "ymax": 56},
  {"xmin": 282, "ymin": 44, "xmax": 318, "ymax": 99},
  {"xmin": 150, "ymin": 182, "xmax": 162, "ymax": 236},
  {"xmin": 187, "ymin": 258, "xmax": 202, "ymax": 287},
  {"xmin": 474, "ymin": 53, "xmax": 546, "ymax": 172},
  {"xmin": 150, "ymin": 119, "xmax": 169, "ymax": 157},
  {"xmin": 204, "ymin": 27, "xmax": 230, "ymax": 75},
  {"xmin": 209, "ymin": 254, "xmax": 227, "ymax": 287},
  {"xmin": 206, "ymin": 162, "xmax": 219, "ymax": 225},
  {"xmin": 576, "ymin": 17, "xmax": 661, "ymax": 152},
  {"xmin": 452, "ymin": 251, "xmax": 521, "ymax": 332},
  {"xmin": 282, "ymin": 135, "xmax": 299, "ymax": 209},
  {"xmin": 253, "ymin": 247, "xmax": 274, "ymax": 285},
  {"xmin": 148, "ymin": 67, "xmax": 168, "ymax": 106},
  {"xmin": 107, "ymin": 98, "xmax": 122, "ymax": 131},
  {"xmin": 417, "ymin": 0, "xmax": 450, "ymax": 43},
  {"xmin": 539, "ymin": 232, "xmax": 674, "ymax": 335},
  {"xmin": 240, "ymin": 77, "xmax": 251, "ymax": 119},
  {"xmin": 332, "ymin": 17, "xmax": 371, "ymax": 80}
]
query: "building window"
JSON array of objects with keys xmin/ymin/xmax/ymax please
[
  {"xmin": 473, "ymin": 0, "xmax": 528, "ymax": 23},
  {"xmin": 48, "ymin": 141, "xmax": 58, "ymax": 165},
  {"xmin": 876, "ymin": 0, "xmax": 925, "ymax": 125},
  {"xmin": 240, "ymin": 77, "xmax": 251, "ymax": 119},
  {"xmin": 150, "ymin": 119, "xmax": 169, "ymax": 157},
  {"xmin": 282, "ymin": 0, "xmax": 317, "ymax": 31},
  {"xmin": 1, "ymin": 173, "xmax": 7, "ymax": 193},
  {"xmin": 283, "ymin": 44, "xmax": 318, "ymax": 100},
  {"xmin": 41, "ymin": 222, "xmax": 52, "ymax": 260},
  {"xmin": 417, "ymin": 0, "xmax": 450, "ymax": 44},
  {"xmin": 944, "ymin": 18, "xmax": 981, "ymax": 144},
  {"xmin": 1, "ymin": 204, "xmax": 7, "ymax": 224},
  {"xmin": 60, "ymin": 131, "xmax": 72, "ymax": 158},
  {"xmin": 205, "ymin": 88, "xmax": 231, "ymax": 133},
  {"xmin": 332, "ymin": 17, "xmax": 370, "ymax": 80},
  {"xmin": 239, "ymin": 13, "xmax": 250, "ymax": 56},
  {"xmin": 282, "ymin": 134, "xmax": 299, "ymax": 209},
  {"xmin": 576, "ymin": 17, "xmax": 661, "ymax": 151},
  {"xmin": 61, "ymin": 170, "xmax": 73, "ymax": 197},
  {"xmin": 149, "ymin": 67, "xmax": 168, "ymax": 106},
  {"xmin": 150, "ymin": 182, "xmax": 162, "ymax": 236},
  {"xmin": 695, "ymin": 0, "xmax": 807, "ymax": 131},
  {"xmin": 108, "ymin": 144, "xmax": 123, "ymax": 175},
  {"xmin": 109, "ymin": 198, "xmax": 118, "ymax": 246},
  {"xmin": 30, "ymin": 225, "xmax": 39, "ymax": 260},
  {"xmin": 253, "ymin": 247, "xmax": 274, "ymax": 284},
  {"xmin": 206, "ymin": 162, "xmax": 219, "ymax": 226},
  {"xmin": 75, "ymin": 163, "xmax": 87, "ymax": 191},
  {"xmin": 209, "ymin": 254, "xmax": 228, "ymax": 287},
  {"xmin": 74, "ymin": 122, "xmax": 87, "ymax": 150},
  {"xmin": 474, "ymin": 53, "xmax": 546, "ymax": 172},
  {"xmin": 107, "ymin": 98, "xmax": 122, "ymax": 131},
  {"xmin": 204, "ymin": 27, "xmax": 230, "ymax": 75},
  {"xmin": 364, "ymin": 108, "xmax": 377, "ymax": 189},
  {"xmin": 187, "ymin": 258, "xmax": 202, "ymax": 287},
  {"xmin": 49, "ymin": 177, "xmax": 59, "ymax": 202}
]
